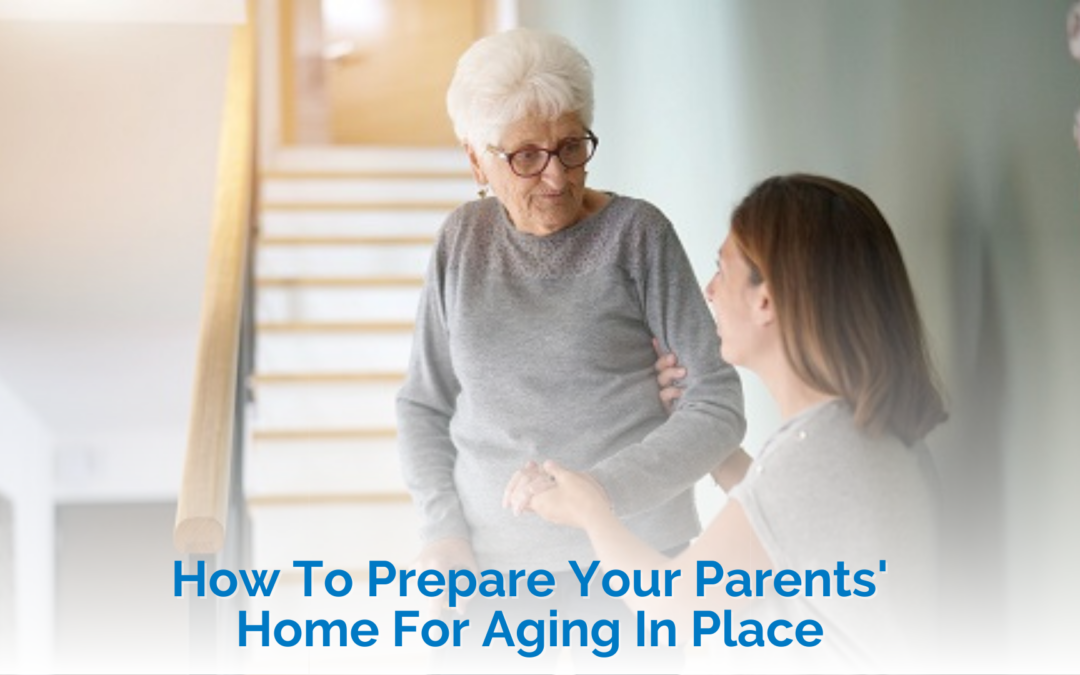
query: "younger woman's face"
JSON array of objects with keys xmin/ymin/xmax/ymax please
[{"xmin": 705, "ymin": 235, "xmax": 766, "ymax": 367}]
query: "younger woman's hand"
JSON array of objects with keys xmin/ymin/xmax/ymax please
[
  {"xmin": 653, "ymin": 338, "xmax": 686, "ymax": 413},
  {"xmin": 519, "ymin": 460, "xmax": 613, "ymax": 530}
]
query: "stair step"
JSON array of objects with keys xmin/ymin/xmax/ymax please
[
  {"xmin": 248, "ymin": 501, "xmax": 420, "ymax": 570},
  {"xmin": 241, "ymin": 644, "xmax": 429, "ymax": 675},
  {"xmin": 263, "ymin": 169, "xmax": 471, "ymax": 180},
  {"xmin": 257, "ymin": 285, "xmax": 421, "ymax": 324},
  {"xmin": 251, "ymin": 379, "xmax": 401, "ymax": 427},
  {"xmin": 256, "ymin": 276, "xmax": 425, "ymax": 288},
  {"xmin": 259, "ymin": 235, "xmax": 436, "ymax": 247},
  {"xmin": 238, "ymin": 588, "xmax": 430, "ymax": 675},
  {"xmin": 261, "ymin": 177, "xmax": 474, "ymax": 205},
  {"xmin": 259, "ymin": 209, "xmax": 447, "ymax": 238},
  {"xmin": 257, "ymin": 242, "xmax": 431, "ymax": 278},
  {"xmin": 268, "ymin": 145, "xmax": 468, "ymax": 174},
  {"xmin": 257, "ymin": 331, "xmax": 412, "ymax": 373},
  {"xmin": 257, "ymin": 321, "xmax": 414, "ymax": 333},
  {"xmin": 248, "ymin": 492, "xmax": 410, "ymax": 507},
  {"xmin": 251, "ymin": 372, "xmax": 406, "ymax": 385},
  {"xmin": 252, "ymin": 428, "xmax": 398, "ymax": 441},
  {"xmin": 245, "ymin": 436, "xmax": 404, "ymax": 496},
  {"xmin": 262, "ymin": 201, "xmax": 462, "ymax": 212}
]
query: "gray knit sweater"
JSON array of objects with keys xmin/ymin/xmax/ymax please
[{"xmin": 396, "ymin": 195, "xmax": 746, "ymax": 570}]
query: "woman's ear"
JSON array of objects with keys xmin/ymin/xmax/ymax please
[
  {"xmin": 752, "ymin": 283, "xmax": 775, "ymax": 328},
  {"xmin": 465, "ymin": 144, "xmax": 487, "ymax": 186}
]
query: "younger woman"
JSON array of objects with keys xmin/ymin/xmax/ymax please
[{"xmin": 506, "ymin": 174, "xmax": 947, "ymax": 672}]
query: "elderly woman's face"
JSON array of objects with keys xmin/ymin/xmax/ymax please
[{"xmin": 474, "ymin": 112, "xmax": 591, "ymax": 236}]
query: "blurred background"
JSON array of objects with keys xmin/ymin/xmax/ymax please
[{"xmin": 0, "ymin": 0, "xmax": 1078, "ymax": 673}]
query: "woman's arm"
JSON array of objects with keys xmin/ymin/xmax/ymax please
[
  {"xmin": 522, "ymin": 460, "xmax": 771, "ymax": 622},
  {"xmin": 587, "ymin": 214, "xmax": 747, "ymax": 517},
  {"xmin": 711, "ymin": 448, "xmax": 753, "ymax": 492},
  {"xmin": 396, "ymin": 232, "xmax": 471, "ymax": 553},
  {"xmin": 653, "ymin": 340, "xmax": 752, "ymax": 491}
]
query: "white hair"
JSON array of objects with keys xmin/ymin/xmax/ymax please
[{"xmin": 446, "ymin": 28, "xmax": 594, "ymax": 150}]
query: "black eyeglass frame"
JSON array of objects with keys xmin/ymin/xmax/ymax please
[{"xmin": 486, "ymin": 130, "xmax": 600, "ymax": 178}]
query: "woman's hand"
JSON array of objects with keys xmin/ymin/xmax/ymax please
[
  {"xmin": 502, "ymin": 460, "xmax": 555, "ymax": 515},
  {"xmin": 506, "ymin": 460, "xmax": 614, "ymax": 530},
  {"xmin": 415, "ymin": 537, "xmax": 478, "ymax": 573},
  {"xmin": 653, "ymin": 338, "xmax": 686, "ymax": 413},
  {"xmin": 414, "ymin": 537, "xmax": 478, "ymax": 618}
]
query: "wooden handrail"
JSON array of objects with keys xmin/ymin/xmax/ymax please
[{"xmin": 174, "ymin": 11, "xmax": 256, "ymax": 555}]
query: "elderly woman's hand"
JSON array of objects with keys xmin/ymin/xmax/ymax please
[
  {"xmin": 503, "ymin": 460, "xmax": 555, "ymax": 515},
  {"xmin": 653, "ymin": 338, "xmax": 686, "ymax": 413},
  {"xmin": 505, "ymin": 460, "xmax": 613, "ymax": 530},
  {"xmin": 414, "ymin": 537, "xmax": 479, "ymax": 619}
]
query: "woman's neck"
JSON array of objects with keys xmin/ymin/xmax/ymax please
[
  {"xmin": 581, "ymin": 187, "xmax": 611, "ymax": 218},
  {"xmin": 755, "ymin": 354, "xmax": 838, "ymax": 421}
]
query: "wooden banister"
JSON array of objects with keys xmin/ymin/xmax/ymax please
[{"xmin": 174, "ymin": 10, "xmax": 256, "ymax": 555}]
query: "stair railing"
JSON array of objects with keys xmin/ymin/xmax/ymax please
[{"xmin": 173, "ymin": 5, "xmax": 257, "ymax": 671}]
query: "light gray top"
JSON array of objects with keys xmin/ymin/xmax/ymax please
[
  {"xmin": 396, "ymin": 194, "xmax": 746, "ymax": 570},
  {"xmin": 729, "ymin": 399, "xmax": 939, "ymax": 671}
]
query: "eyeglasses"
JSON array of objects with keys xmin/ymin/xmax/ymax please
[{"xmin": 487, "ymin": 130, "xmax": 599, "ymax": 178}]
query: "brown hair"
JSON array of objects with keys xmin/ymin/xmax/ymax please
[{"xmin": 730, "ymin": 174, "xmax": 947, "ymax": 445}]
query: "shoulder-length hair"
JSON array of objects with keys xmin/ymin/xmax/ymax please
[{"xmin": 731, "ymin": 174, "xmax": 947, "ymax": 445}]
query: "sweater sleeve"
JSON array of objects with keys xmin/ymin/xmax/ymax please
[
  {"xmin": 395, "ymin": 229, "xmax": 470, "ymax": 544},
  {"xmin": 589, "ymin": 213, "xmax": 746, "ymax": 518}
]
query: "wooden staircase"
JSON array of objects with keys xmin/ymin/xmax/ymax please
[{"xmin": 240, "ymin": 146, "xmax": 472, "ymax": 673}]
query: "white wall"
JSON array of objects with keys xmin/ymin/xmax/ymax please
[
  {"xmin": 0, "ymin": 10, "xmax": 238, "ymax": 674},
  {"xmin": 0, "ymin": 21, "xmax": 233, "ymax": 502},
  {"xmin": 520, "ymin": 1, "xmax": 1080, "ymax": 670},
  {"xmin": 0, "ymin": 0, "xmax": 244, "ymax": 23},
  {"xmin": 0, "ymin": 382, "xmax": 54, "ymax": 673}
]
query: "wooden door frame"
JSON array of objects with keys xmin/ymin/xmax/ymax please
[{"xmin": 260, "ymin": 0, "xmax": 516, "ymax": 157}]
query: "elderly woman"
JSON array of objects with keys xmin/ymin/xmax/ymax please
[
  {"xmin": 396, "ymin": 28, "xmax": 745, "ymax": 599},
  {"xmin": 511, "ymin": 174, "xmax": 947, "ymax": 672}
]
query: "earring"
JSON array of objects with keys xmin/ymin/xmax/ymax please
[{"xmin": 477, "ymin": 185, "xmax": 489, "ymax": 199}]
